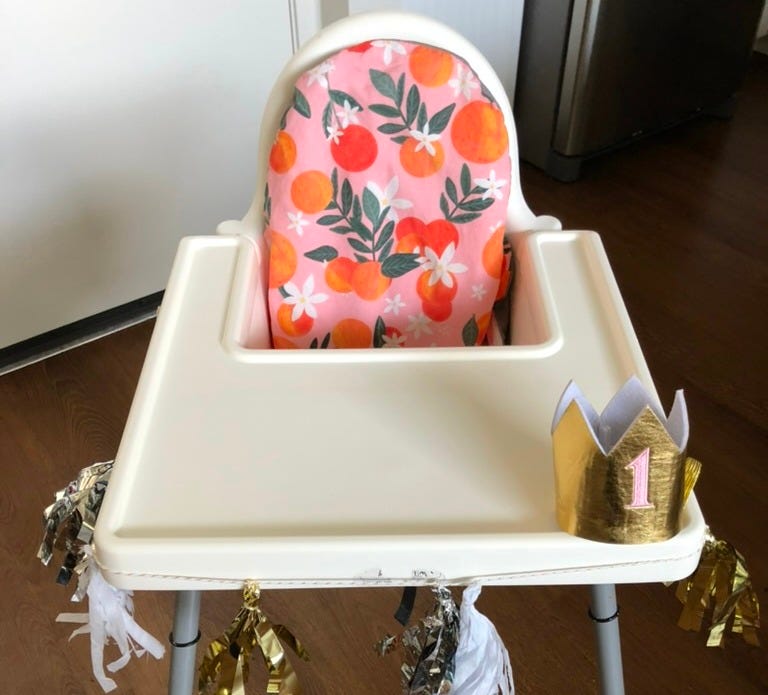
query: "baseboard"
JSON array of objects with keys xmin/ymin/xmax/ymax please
[{"xmin": 0, "ymin": 292, "xmax": 163, "ymax": 375}]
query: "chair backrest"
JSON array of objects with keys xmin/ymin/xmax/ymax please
[{"xmin": 233, "ymin": 12, "xmax": 560, "ymax": 349}]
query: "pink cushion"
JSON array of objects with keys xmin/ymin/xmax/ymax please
[{"xmin": 265, "ymin": 40, "xmax": 511, "ymax": 348}]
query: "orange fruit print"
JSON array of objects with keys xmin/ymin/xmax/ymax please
[
  {"xmin": 277, "ymin": 303, "xmax": 313, "ymax": 337},
  {"xmin": 451, "ymin": 101, "xmax": 508, "ymax": 163},
  {"xmin": 269, "ymin": 131, "xmax": 296, "ymax": 174},
  {"xmin": 273, "ymin": 336, "xmax": 298, "ymax": 349},
  {"xmin": 324, "ymin": 257, "xmax": 356, "ymax": 293},
  {"xmin": 409, "ymin": 46, "xmax": 453, "ymax": 87},
  {"xmin": 423, "ymin": 299, "xmax": 452, "ymax": 322},
  {"xmin": 395, "ymin": 217, "xmax": 427, "ymax": 253},
  {"xmin": 417, "ymin": 270, "xmax": 458, "ymax": 304},
  {"xmin": 332, "ymin": 318, "xmax": 372, "ymax": 348},
  {"xmin": 423, "ymin": 219, "xmax": 459, "ymax": 255},
  {"xmin": 290, "ymin": 170, "xmax": 333, "ymax": 213},
  {"xmin": 351, "ymin": 261, "xmax": 391, "ymax": 300},
  {"xmin": 331, "ymin": 125, "xmax": 378, "ymax": 172},
  {"xmin": 268, "ymin": 230, "xmax": 297, "ymax": 288},
  {"xmin": 395, "ymin": 218, "xmax": 459, "ymax": 256},
  {"xmin": 477, "ymin": 311, "xmax": 492, "ymax": 344},
  {"xmin": 482, "ymin": 226, "xmax": 505, "ymax": 279},
  {"xmin": 399, "ymin": 138, "xmax": 445, "ymax": 177}
]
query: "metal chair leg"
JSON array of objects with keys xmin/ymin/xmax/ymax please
[
  {"xmin": 589, "ymin": 584, "xmax": 625, "ymax": 695},
  {"xmin": 168, "ymin": 590, "xmax": 202, "ymax": 695}
]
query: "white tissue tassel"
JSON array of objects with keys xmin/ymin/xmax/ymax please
[
  {"xmin": 451, "ymin": 583, "xmax": 514, "ymax": 695},
  {"xmin": 56, "ymin": 551, "xmax": 165, "ymax": 692}
]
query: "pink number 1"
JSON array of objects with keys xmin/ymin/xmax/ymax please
[{"xmin": 625, "ymin": 448, "xmax": 654, "ymax": 509}]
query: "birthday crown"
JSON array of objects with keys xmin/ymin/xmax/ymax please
[{"xmin": 551, "ymin": 377, "xmax": 691, "ymax": 544}]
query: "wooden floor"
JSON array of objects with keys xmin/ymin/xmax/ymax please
[{"xmin": 2, "ymin": 55, "xmax": 766, "ymax": 695}]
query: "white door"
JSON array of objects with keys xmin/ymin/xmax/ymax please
[{"xmin": 1, "ymin": 1, "xmax": 313, "ymax": 349}]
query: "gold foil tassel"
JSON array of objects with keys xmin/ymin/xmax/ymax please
[
  {"xmin": 198, "ymin": 582, "xmax": 309, "ymax": 695},
  {"xmin": 675, "ymin": 529, "xmax": 760, "ymax": 647},
  {"xmin": 682, "ymin": 457, "xmax": 701, "ymax": 504}
]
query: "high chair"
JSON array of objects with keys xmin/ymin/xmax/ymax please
[{"xmin": 94, "ymin": 12, "xmax": 707, "ymax": 695}]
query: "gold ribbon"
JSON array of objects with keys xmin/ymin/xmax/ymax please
[
  {"xmin": 198, "ymin": 582, "xmax": 309, "ymax": 695},
  {"xmin": 675, "ymin": 529, "xmax": 761, "ymax": 647}
]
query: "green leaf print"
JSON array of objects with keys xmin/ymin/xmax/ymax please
[
  {"xmin": 363, "ymin": 187, "xmax": 381, "ymax": 224},
  {"xmin": 329, "ymin": 89, "xmax": 363, "ymax": 111},
  {"xmin": 321, "ymin": 102, "xmax": 333, "ymax": 137},
  {"xmin": 369, "ymin": 69, "xmax": 398, "ymax": 100},
  {"xmin": 373, "ymin": 316, "xmax": 386, "ymax": 348},
  {"xmin": 405, "ymin": 85, "xmax": 420, "ymax": 126},
  {"xmin": 377, "ymin": 122, "xmax": 407, "ymax": 134},
  {"xmin": 381, "ymin": 253, "xmax": 421, "ymax": 278},
  {"xmin": 341, "ymin": 179, "xmax": 353, "ymax": 216},
  {"xmin": 462, "ymin": 316, "xmax": 479, "ymax": 346},
  {"xmin": 293, "ymin": 88, "xmax": 311, "ymax": 118},
  {"xmin": 428, "ymin": 103, "xmax": 456, "ymax": 135},
  {"xmin": 445, "ymin": 177, "xmax": 458, "ymax": 204},
  {"xmin": 396, "ymin": 73, "xmax": 405, "ymax": 107},
  {"xmin": 458, "ymin": 198, "xmax": 495, "ymax": 212},
  {"xmin": 460, "ymin": 164, "xmax": 472, "ymax": 196},
  {"xmin": 304, "ymin": 246, "xmax": 339, "ymax": 262},
  {"xmin": 317, "ymin": 214, "xmax": 344, "ymax": 225},
  {"xmin": 369, "ymin": 104, "xmax": 402, "ymax": 118}
]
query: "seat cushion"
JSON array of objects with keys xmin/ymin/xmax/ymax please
[{"xmin": 265, "ymin": 40, "xmax": 511, "ymax": 348}]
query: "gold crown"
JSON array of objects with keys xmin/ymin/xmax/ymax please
[{"xmin": 551, "ymin": 377, "xmax": 692, "ymax": 544}]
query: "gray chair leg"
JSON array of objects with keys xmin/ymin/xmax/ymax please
[
  {"xmin": 589, "ymin": 584, "xmax": 625, "ymax": 695},
  {"xmin": 169, "ymin": 590, "xmax": 202, "ymax": 695}
]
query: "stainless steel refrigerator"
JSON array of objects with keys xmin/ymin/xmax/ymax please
[{"xmin": 514, "ymin": 0, "xmax": 764, "ymax": 181}]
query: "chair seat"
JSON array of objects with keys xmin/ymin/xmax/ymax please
[{"xmin": 94, "ymin": 230, "xmax": 706, "ymax": 591}]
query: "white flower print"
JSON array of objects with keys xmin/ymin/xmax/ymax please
[
  {"xmin": 307, "ymin": 60, "xmax": 334, "ymax": 88},
  {"xmin": 335, "ymin": 99, "xmax": 360, "ymax": 128},
  {"xmin": 472, "ymin": 284, "xmax": 488, "ymax": 300},
  {"xmin": 287, "ymin": 211, "xmax": 309, "ymax": 236},
  {"xmin": 409, "ymin": 123, "xmax": 440, "ymax": 157},
  {"xmin": 372, "ymin": 40, "xmax": 406, "ymax": 65},
  {"xmin": 420, "ymin": 243, "xmax": 468, "ymax": 288},
  {"xmin": 382, "ymin": 332, "xmax": 407, "ymax": 348},
  {"xmin": 383, "ymin": 293, "xmax": 406, "ymax": 316},
  {"xmin": 474, "ymin": 170, "xmax": 507, "ymax": 200},
  {"xmin": 406, "ymin": 313, "xmax": 433, "ymax": 339},
  {"xmin": 282, "ymin": 275, "xmax": 328, "ymax": 321},
  {"xmin": 366, "ymin": 177, "xmax": 413, "ymax": 223},
  {"xmin": 448, "ymin": 64, "xmax": 479, "ymax": 100},
  {"xmin": 326, "ymin": 124, "xmax": 342, "ymax": 144}
]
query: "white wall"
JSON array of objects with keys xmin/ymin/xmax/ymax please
[{"xmin": 1, "ymin": 1, "xmax": 296, "ymax": 348}]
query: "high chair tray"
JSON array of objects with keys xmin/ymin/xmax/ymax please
[{"xmin": 94, "ymin": 231, "xmax": 706, "ymax": 590}]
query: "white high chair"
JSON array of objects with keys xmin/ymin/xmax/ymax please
[{"xmin": 94, "ymin": 12, "xmax": 706, "ymax": 695}]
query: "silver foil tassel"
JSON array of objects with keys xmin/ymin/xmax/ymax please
[
  {"xmin": 376, "ymin": 586, "xmax": 460, "ymax": 695},
  {"xmin": 37, "ymin": 460, "xmax": 114, "ymax": 586}
]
